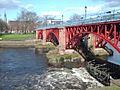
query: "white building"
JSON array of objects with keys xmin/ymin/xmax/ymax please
[{"xmin": 47, "ymin": 19, "xmax": 63, "ymax": 25}]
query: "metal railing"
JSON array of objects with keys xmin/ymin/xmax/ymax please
[{"xmin": 37, "ymin": 10, "xmax": 120, "ymax": 30}]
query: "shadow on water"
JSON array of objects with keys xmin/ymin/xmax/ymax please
[
  {"xmin": 106, "ymin": 44, "xmax": 120, "ymax": 65},
  {"xmin": 0, "ymin": 47, "xmax": 48, "ymax": 90}
]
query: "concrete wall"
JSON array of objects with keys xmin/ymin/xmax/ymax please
[
  {"xmin": 88, "ymin": 34, "xmax": 95, "ymax": 51},
  {"xmin": 58, "ymin": 28, "xmax": 66, "ymax": 54},
  {"xmin": 36, "ymin": 30, "xmax": 39, "ymax": 40},
  {"xmin": 42, "ymin": 30, "xmax": 47, "ymax": 45},
  {"xmin": 0, "ymin": 40, "xmax": 35, "ymax": 47},
  {"xmin": 88, "ymin": 34, "xmax": 109, "ymax": 55}
]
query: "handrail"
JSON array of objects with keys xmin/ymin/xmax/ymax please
[{"xmin": 36, "ymin": 12, "xmax": 120, "ymax": 30}]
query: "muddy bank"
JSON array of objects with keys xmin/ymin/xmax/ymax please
[{"xmin": 0, "ymin": 40, "xmax": 35, "ymax": 47}]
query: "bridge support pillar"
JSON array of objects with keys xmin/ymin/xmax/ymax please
[
  {"xmin": 59, "ymin": 28, "xmax": 66, "ymax": 54},
  {"xmin": 36, "ymin": 30, "xmax": 39, "ymax": 40},
  {"xmin": 35, "ymin": 30, "xmax": 40, "ymax": 48},
  {"xmin": 88, "ymin": 34, "xmax": 95, "ymax": 52},
  {"xmin": 42, "ymin": 30, "xmax": 47, "ymax": 45}
]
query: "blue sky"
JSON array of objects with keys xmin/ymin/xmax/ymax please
[{"xmin": 0, "ymin": 0, "xmax": 120, "ymax": 21}]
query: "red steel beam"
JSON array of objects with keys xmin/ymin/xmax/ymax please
[{"xmin": 65, "ymin": 20, "xmax": 120, "ymax": 53}]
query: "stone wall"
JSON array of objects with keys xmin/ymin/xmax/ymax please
[{"xmin": 0, "ymin": 40, "xmax": 35, "ymax": 47}]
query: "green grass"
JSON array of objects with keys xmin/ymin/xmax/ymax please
[
  {"xmin": 36, "ymin": 43, "xmax": 56, "ymax": 52},
  {"xmin": 0, "ymin": 33, "xmax": 35, "ymax": 40},
  {"xmin": 90, "ymin": 86, "xmax": 120, "ymax": 90},
  {"xmin": 46, "ymin": 49, "xmax": 81, "ymax": 62},
  {"xmin": 37, "ymin": 44, "xmax": 56, "ymax": 49}
]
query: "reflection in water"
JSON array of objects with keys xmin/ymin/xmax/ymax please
[
  {"xmin": 107, "ymin": 44, "xmax": 120, "ymax": 65},
  {"xmin": 0, "ymin": 48, "xmax": 48, "ymax": 90}
]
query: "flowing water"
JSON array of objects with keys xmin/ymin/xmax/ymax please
[
  {"xmin": 0, "ymin": 48, "xmax": 48, "ymax": 90},
  {"xmin": 0, "ymin": 47, "xmax": 119, "ymax": 90}
]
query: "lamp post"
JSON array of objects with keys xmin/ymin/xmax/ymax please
[
  {"xmin": 84, "ymin": 6, "xmax": 88, "ymax": 50},
  {"xmin": 62, "ymin": 14, "xmax": 63, "ymax": 25},
  {"xmin": 113, "ymin": 9, "xmax": 115, "ymax": 19},
  {"xmin": 85, "ymin": 6, "xmax": 87, "ymax": 20}
]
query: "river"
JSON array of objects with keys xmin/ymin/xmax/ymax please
[
  {"xmin": 0, "ymin": 47, "xmax": 119, "ymax": 90},
  {"xmin": 0, "ymin": 48, "xmax": 48, "ymax": 90},
  {"xmin": 0, "ymin": 47, "xmax": 104, "ymax": 90},
  {"xmin": 106, "ymin": 44, "xmax": 120, "ymax": 65}
]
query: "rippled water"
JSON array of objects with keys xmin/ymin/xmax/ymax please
[
  {"xmin": 0, "ymin": 48, "xmax": 104, "ymax": 90},
  {"xmin": 107, "ymin": 44, "xmax": 120, "ymax": 65},
  {"xmin": 0, "ymin": 48, "xmax": 48, "ymax": 90},
  {"xmin": 0, "ymin": 46, "xmax": 119, "ymax": 90}
]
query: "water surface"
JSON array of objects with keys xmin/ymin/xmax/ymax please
[{"xmin": 0, "ymin": 48, "xmax": 48, "ymax": 90}]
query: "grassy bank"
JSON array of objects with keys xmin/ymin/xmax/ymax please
[
  {"xmin": 35, "ymin": 42, "xmax": 82, "ymax": 68},
  {"xmin": 88, "ymin": 86, "xmax": 120, "ymax": 90},
  {"xmin": 46, "ymin": 48, "xmax": 81, "ymax": 68},
  {"xmin": 37, "ymin": 44, "xmax": 56, "ymax": 50},
  {"xmin": 46, "ymin": 49, "xmax": 80, "ymax": 61},
  {"xmin": 0, "ymin": 33, "xmax": 35, "ymax": 40}
]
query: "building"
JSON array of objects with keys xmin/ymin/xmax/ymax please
[
  {"xmin": 8, "ymin": 21, "xmax": 34, "ymax": 33},
  {"xmin": 47, "ymin": 19, "xmax": 63, "ymax": 25}
]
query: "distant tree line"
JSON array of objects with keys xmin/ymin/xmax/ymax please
[
  {"xmin": 0, "ymin": 19, "xmax": 8, "ymax": 33},
  {"xmin": 9, "ymin": 10, "xmax": 40, "ymax": 34},
  {"xmin": 0, "ymin": 9, "xmax": 83, "ymax": 34}
]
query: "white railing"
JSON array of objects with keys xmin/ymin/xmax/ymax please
[{"xmin": 37, "ymin": 10, "xmax": 120, "ymax": 30}]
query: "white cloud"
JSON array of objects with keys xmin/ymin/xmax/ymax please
[
  {"xmin": 21, "ymin": 4, "xmax": 34, "ymax": 10},
  {"xmin": 91, "ymin": 0, "xmax": 120, "ymax": 8},
  {"xmin": 0, "ymin": 0, "xmax": 34, "ymax": 10},
  {"xmin": 39, "ymin": 0, "xmax": 120, "ymax": 21},
  {"xmin": 103, "ymin": 0, "xmax": 120, "ymax": 8},
  {"xmin": 0, "ymin": 0, "xmax": 21, "ymax": 9},
  {"xmin": 39, "ymin": 5, "xmax": 103, "ymax": 21},
  {"xmin": 40, "ymin": 11, "xmax": 61, "ymax": 16},
  {"xmin": 64, "ymin": 5, "xmax": 103, "ymax": 16}
]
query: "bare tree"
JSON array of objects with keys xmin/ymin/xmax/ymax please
[
  {"xmin": 17, "ymin": 10, "xmax": 39, "ymax": 34},
  {"xmin": 69, "ymin": 14, "xmax": 83, "ymax": 23},
  {"xmin": 0, "ymin": 19, "xmax": 8, "ymax": 33},
  {"xmin": 40, "ymin": 15, "xmax": 56, "ymax": 26}
]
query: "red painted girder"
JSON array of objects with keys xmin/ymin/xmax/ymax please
[
  {"xmin": 46, "ymin": 28, "xmax": 59, "ymax": 42},
  {"xmin": 65, "ymin": 20, "xmax": 120, "ymax": 53},
  {"xmin": 37, "ymin": 30, "xmax": 43, "ymax": 39}
]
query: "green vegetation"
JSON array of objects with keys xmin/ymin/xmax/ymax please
[
  {"xmin": 37, "ymin": 44, "xmax": 56, "ymax": 50},
  {"xmin": 38, "ymin": 42, "xmax": 55, "ymax": 49},
  {"xmin": 90, "ymin": 86, "xmax": 120, "ymax": 90},
  {"xmin": 0, "ymin": 33, "xmax": 35, "ymax": 40},
  {"xmin": 46, "ymin": 49, "xmax": 81, "ymax": 63}
]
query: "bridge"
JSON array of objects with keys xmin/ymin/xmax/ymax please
[
  {"xmin": 35, "ymin": 11, "xmax": 120, "ymax": 86},
  {"xmin": 36, "ymin": 12, "xmax": 120, "ymax": 54},
  {"xmin": 36, "ymin": 11, "xmax": 120, "ymax": 62}
]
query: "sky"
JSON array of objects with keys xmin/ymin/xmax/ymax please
[{"xmin": 0, "ymin": 0, "xmax": 120, "ymax": 21}]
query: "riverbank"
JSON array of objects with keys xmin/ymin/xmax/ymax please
[
  {"xmin": 0, "ymin": 40, "xmax": 35, "ymax": 47},
  {"xmin": 0, "ymin": 33, "xmax": 35, "ymax": 41},
  {"xmin": 36, "ymin": 44, "xmax": 120, "ymax": 90},
  {"xmin": 46, "ymin": 49, "xmax": 84, "ymax": 68},
  {"xmin": 0, "ymin": 33, "xmax": 35, "ymax": 47},
  {"xmin": 0, "ymin": 34, "xmax": 119, "ymax": 90}
]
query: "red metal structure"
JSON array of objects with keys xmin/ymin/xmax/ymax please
[
  {"xmin": 37, "ymin": 30, "xmax": 43, "ymax": 39},
  {"xmin": 37, "ymin": 28, "xmax": 59, "ymax": 45},
  {"xmin": 36, "ymin": 20, "xmax": 120, "ymax": 53},
  {"xmin": 65, "ymin": 21, "xmax": 120, "ymax": 53},
  {"xmin": 36, "ymin": 20, "xmax": 120, "ymax": 86},
  {"xmin": 46, "ymin": 28, "xmax": 59, "ymax": 44}
]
